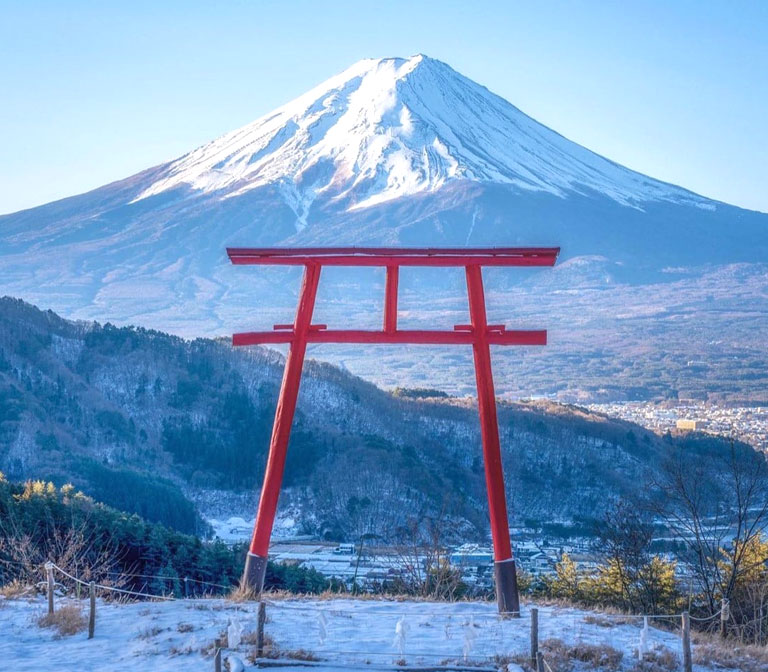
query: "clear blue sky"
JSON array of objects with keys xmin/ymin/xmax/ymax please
[{"xmin": 1, "ymin": 0, "xmax": 766, "ymax": 215}]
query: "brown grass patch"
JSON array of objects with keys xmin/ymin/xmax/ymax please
[
  {"xmin": 246, "ymin": 634, "xmax": 320, "ymax": 663},
  {"xmin": 1, "ymin": 580, "xmax": 35, "ymax": 599},
  {"xmin": 176, "ymin": 622, "xmax": 194, "ymax": 633},
  {"xmin": 283, "ymin": 648, "xmax": 321, "ymax": 661},
  {"xmin": 227, "ymin": 585, "xmax": 254, "ymax": 602},
  {"xmin": 541, "ymin": 637, "xmax": 623, "ymax": 671},
  {"xmin": 630, "ymin": 646, "xmax": 678, "ymax": 671},
  {"xmin": 37, "ymin": 605, "xmax": 86, "ymax": 637},
  {"xmin": 135, "ymin": 625, "xmax": 165, "ymax": 639},
  {"xmin": 692, "ymin": 635, "xmax": 768, "ymax": 672}
]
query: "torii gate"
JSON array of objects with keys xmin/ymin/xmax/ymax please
[{"xmin": 227, "ymin": 246, "xmax": 559, "ymax": 614}]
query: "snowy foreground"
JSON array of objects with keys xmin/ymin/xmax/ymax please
[{"xmin": 0, "ymin": 594, "xmax": 715, "ymax": 671}]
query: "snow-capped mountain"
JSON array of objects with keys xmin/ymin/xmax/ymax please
[
  {"xmin": 1, "ymin": 55, "xmax": 766, "ymax": 400},
  {"xmin": 133, "ymin": 55, "xmax": 709, "ymax": 216}
]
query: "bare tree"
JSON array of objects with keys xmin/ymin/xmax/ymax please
[
  {"xmin": 0, "ymin": 485, "xmax": 127, "ymax": 592},
  {"xmin": 392, "ymin": 508, "xmax": 465, "ymax": 601},
  {"xmin": 594, "ymin": 501, "xmax": 656, "ymax": 612},
  {"xmin": 653, "ymin": 437, "xmax": 768, "ymax": 619}
]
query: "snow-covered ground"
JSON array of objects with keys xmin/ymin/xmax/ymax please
[{"xmin": 0, "ymin": 594, "xmax": 721, "ymax": 671}]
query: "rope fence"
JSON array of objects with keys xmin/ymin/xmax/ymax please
[
  {"xmin": 258, "ymin": 598, "xmax": 696, "ymax": 671},
  {"xmin": 49, "ymin": 562, "xmax": 175, "ymax": 601},
  {"xmin": 38, "ymin": 561, "xmax": 745, "ymax": 671}
]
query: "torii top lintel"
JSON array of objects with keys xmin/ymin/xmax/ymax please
[
  {"xmin": 227, "ymin": 246, "xmax": 559, "ymax": 347},
  {"xmin": 227, "ymin": 246, "xmax": 559, "ymax": 267}
]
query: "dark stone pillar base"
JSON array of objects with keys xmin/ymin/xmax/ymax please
[
  {"xmin": 494, "ymin": 559, "xmax": 520, "ymax": 616},
  {"xmin": 241, "ymin": 552, "xmax": 268, "ymax": 598}
]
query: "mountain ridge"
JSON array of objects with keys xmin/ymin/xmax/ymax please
[{"xmin": 0, "ymin": 295, "xmax": 750, "ymax": 539}]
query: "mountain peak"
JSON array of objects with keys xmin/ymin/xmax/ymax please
[{"xmin": 135, "ymin": 54, "xmax": 710, "ymax": 223}]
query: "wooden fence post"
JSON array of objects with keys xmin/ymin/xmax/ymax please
[
  {"xmin": 257, "ymin": 601, "xmax": 267, "ymax": 657},
  {"xmin": 88, "ymin": 581, "xmax": 96, "ymax": 639},
  {"xmin": 682, "ymin": 611, "xmax": 692, "ymax": 672},
  {"xmin": 530, "ymin": 607, "xmax": 539, "ymax": 669},
  {"xmin": 720, "ymin": 597, "xmax": 729, "ymax": 638},
  {"xmin": 536, "ymin": 650, "xmax": 544, "ymax": 672},
  {"xmin": 45, "ymin": 562, "xmax": 54, "ymax": 615},
  {"xmin": 214, "ymin": 637, "xmax": 222, "ymax": 672}
]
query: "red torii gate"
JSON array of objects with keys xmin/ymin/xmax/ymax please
[{"xmin": 227, "ymin": 246, "xmax": 559, "ymax": 614}]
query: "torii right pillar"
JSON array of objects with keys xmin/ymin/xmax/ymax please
[{"xmin": 465, "ymin": 264, "xmax": 519, "ymax": 615}]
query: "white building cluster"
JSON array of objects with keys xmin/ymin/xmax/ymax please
[{"xmin": 586, "ymin": 401, "xmax": 768, "ymax": 453}]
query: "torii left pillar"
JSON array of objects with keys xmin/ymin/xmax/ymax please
[
  {"xmin": 241, "ymin": 262, "xmax": 322, "ymax": 592},
  {"xmin": 229, "ymin": 246, "xmax": 560, "ymax": 614}
]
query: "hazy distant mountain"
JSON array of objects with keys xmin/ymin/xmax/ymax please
[{"xmin": 1, "ymin": 55, "xmax": 766, "ymax": 400}]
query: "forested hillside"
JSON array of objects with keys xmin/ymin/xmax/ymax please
[
  {"xmin": 0, "ymin": 297, "xmax": 747, "ymax": 541},
  {"xmin": 0, "ymin": 475, "xmax": 328, "ymax": 595}
]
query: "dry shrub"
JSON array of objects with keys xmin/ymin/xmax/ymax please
[
  {"xmin": 246, "ymin": 636, "xmax": 319, "ymax": 663},
  {"xmin": 227, "ymin": 585, "xmax": 253, "ymax": 603},
  {"xmin": 246, "ymin": 633, "xmax": 278, "ymax": 662},
  {"xmin": 1, "ymin": 580, "xmax": 34, "ymax": 599},
  {"xmin": 135, "ymin": 625, "xmax": 164, "ymax": 639},
  {"xmin": 541, "ymin": 637, "xmax": 623, "ymax": 671},
  {"xmin": 570, "ymin": 642, "xmax": 623, "ymax": 670},
  {"xmin": 176, "ymin": 622, "xmax": 194, "ymax": 633},
  {"xmin": 38, "ymin": 605, "xmax": 86, "ymax": 636},
  {"xmin": 693, "ymin": 638, "xmax": 768, "ymax": 672},
  {"xmin": 284, "ymin": 649, "xmax": 321, "ymax": 661},
  {"xmin": 630, "ymin": 647, "xmax": 678, "ymax": 671}
]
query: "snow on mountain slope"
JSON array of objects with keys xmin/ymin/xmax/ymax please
[{"xmin": 134, "ymin": 54, "xmax": 712, "ymax": 220}]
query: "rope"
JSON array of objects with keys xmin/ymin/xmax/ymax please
[
  {"xmin": 50, "ymin": 563, "xmax": 175, "ymax": 601},
  {"xmin": 263, "ymin": 598, "xmax": 689, "ymax": 621},
  {"xmin": 689, "ymin": 607, "xmax": 723, "ymax": 622},
  {"xmin": 583, "ymin": 611, "xmax": 683, "ymax": 621},
  {"xmin": 106, "ymin": 570, "xmax": 235, "ymax": 591},
  {"xmin": 45, "ymin": 562, "xmax": 732, "ymax": 630}
]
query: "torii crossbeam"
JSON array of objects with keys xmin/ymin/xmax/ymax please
[{"xmin": 227, "ymin": 246, "xmax": 559, "ymax": 614}]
